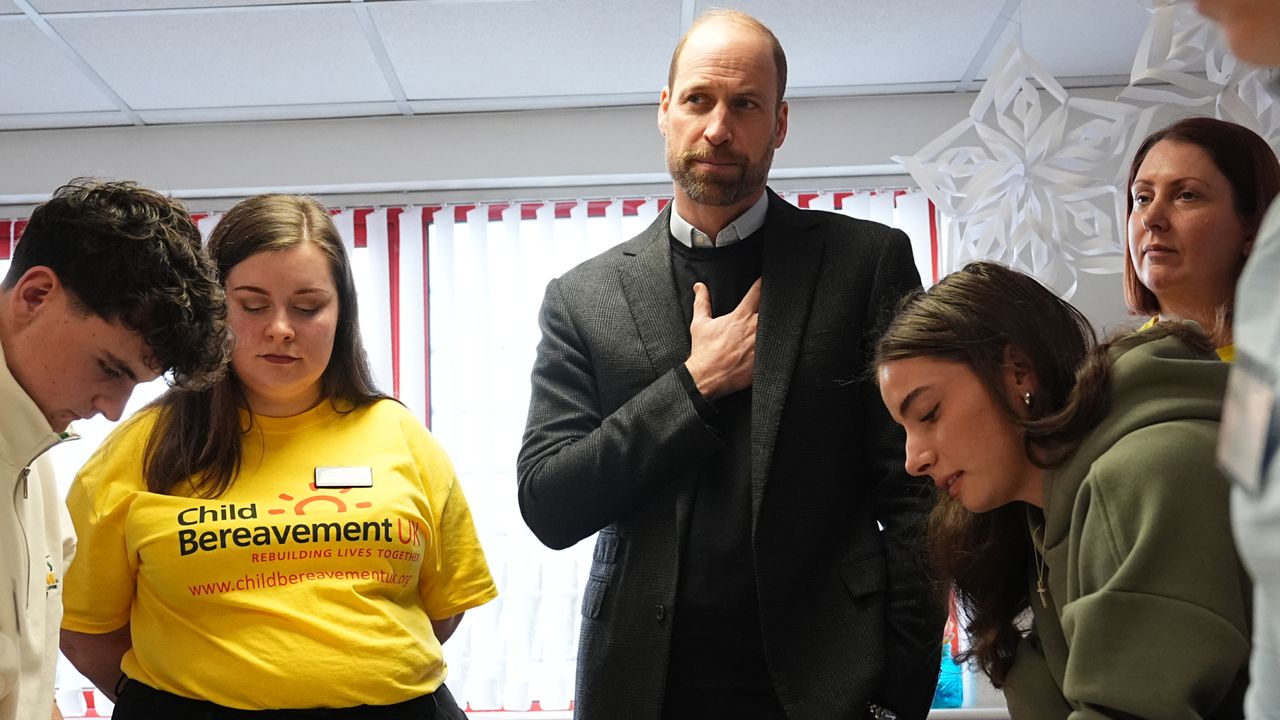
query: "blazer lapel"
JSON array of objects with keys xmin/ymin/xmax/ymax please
[
  {"xmin": 619, "ymin": 207, "xmax": 690, "ymax": 378},
  {"xmin": 751, "ymin": 191, "xmax": 825, "ymax": 521},
  {"xmin": 618, "ymin": 207, "xmax": 697, "ymax": 544}
]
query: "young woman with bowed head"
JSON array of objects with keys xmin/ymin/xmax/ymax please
[
  {"xmin": 876, "ymin": 261, "xmax": 1251, "ymax": 719},
  {"xmin": 1124, "ymin": 116, "xmax": 1280, "ymax": 358},
  {"xmin": 59, "ymin": 195, "xmax": 497, "ymax": 719}
]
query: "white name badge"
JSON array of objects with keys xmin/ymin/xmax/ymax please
[
  {"xmin": 1218, "ymin": 363, "xmax": 1276, "ymax": 495},
  {"xmin": 314, "ymin": 466, "xmax": 374, "ymax": 488}
]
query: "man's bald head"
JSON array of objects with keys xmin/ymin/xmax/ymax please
[{"xmin": 666, "ymin": 9, "xmax": 787, "ymax": 109}]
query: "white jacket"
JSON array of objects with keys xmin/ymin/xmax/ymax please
[{"xmin": 0, "ymin": 343, "xmax": 75, "ymax": 720}]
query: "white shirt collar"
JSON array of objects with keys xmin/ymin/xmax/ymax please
[{"xmin": 669, "ymin": 191, "xmax": 770, "ymax": 249}]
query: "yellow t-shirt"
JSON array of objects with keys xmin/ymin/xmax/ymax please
[
  {"xmin": 62, "ymin": 399, "xmax": 498, "ymax": 710},
  {"xmin": 1138, "ymin": 316, "xmax": 1234, "ymax": 362}
]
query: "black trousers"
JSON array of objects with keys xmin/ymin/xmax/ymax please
[{"xmin": 111, "ymin": 677, "xmax": 468, "ymax": 720}]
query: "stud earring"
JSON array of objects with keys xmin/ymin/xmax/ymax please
[{"xmin": 1022, "ymin": 392, "xmax": 1033, "ymax": 407}]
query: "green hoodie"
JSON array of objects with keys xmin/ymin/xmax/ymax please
[{"xmin": 1004, "ymin": 331, "xmax": 1251, "ymax": 719}]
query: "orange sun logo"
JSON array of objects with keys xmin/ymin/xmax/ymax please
[{"xmin": 269, "ymin": 482, "xmax": 373, "ymax": 516}]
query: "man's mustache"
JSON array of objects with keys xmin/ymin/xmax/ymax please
[{"xmin": 679, "ymin": 148, "xmax": 745, "ymax": 166}]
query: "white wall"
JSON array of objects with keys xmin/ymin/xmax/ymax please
[
  {"xmin": 0, "ymin": 92, "xmax": 977, "ymax": 208},
  {"xmin": 0, "ymin": 85, "xmax": 1137, "ymax": 327}
]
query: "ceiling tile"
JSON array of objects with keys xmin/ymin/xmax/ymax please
[
  {"xmin": 47, "ymin": 5, "xmax": 395, "ymax": 109},
  {"xmin": 0, "ymin": 0, "xmax": 1159, "ymax": 132},
  {"xmin": 374, "ymin": 0, "xmax": 681, "ymax": 100},
  {"xmin": 1020, "ymin": 0, "xmax": 1151, "ymax": 79},
  {"xmin": 705, "ymin": 0, "xmax": 1001, "ymax": 89},
  {"xmin": 0, "ymin": 17, "xmax": 118, "ymax": 113}
]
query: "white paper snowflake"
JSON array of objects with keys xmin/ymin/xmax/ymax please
[
  {"xmin": 1220, "ymin": 70, "xmax": 1280, "ymax": 149},
  {"xmin": 1124, "ymin": 0, "xmax": 1236, "ymax": 106},
  {"xmin": 895, "ymin": 43, "xmax": 1149, "ymax": 298},
  {"xmin": 1123, "ymin": 0, "xmax": 1280, "ymax": 149}
]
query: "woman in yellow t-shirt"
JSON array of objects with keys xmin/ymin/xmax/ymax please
[
  {"xmin": 1124, "ymin": 117, "xmax": 1280, "ymax": 361},
  {"xmin": 60, "ymin": 195, "xmax": 498, "ymax": 719}
]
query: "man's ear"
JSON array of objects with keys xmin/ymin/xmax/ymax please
[
  {"xmin": 773, "ymin": 99, "xmax": 789, "ymax": 148},
  {"xmin": 7, "ymin": 266, "xmax": 59, "ymax": 329},
  {"xmin": 658, "ymin": 86, "xmax": 671, "ymax": 137}
]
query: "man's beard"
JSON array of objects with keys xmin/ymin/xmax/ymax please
[{"xmin": 668, "ymin": 143, "xmax": 774, "ymax": 207}]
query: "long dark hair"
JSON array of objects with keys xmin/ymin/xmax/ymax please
[
  {"xmin": 143, "ymin": 195, "xmax": 387, "ymax": 497},
  {"xmin": 1123, "ymin": 117, "xmax": 1280, "ymax": 319},
  {"xmin": 875, "ymin": 261, "xmax": 1103, "ymax": 685},
  {"xmin": 878, "ymin": 263, "xmax": 1215, "ymax": 684}
]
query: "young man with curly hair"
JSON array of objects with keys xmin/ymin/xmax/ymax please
[{"xmin": 0, "ymin": 179, "xmax": 229, "ymax": 720}]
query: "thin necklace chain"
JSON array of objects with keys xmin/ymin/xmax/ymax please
[{"xmin": 1031, "ymin": 522, "xmax": 1049, "ymax": 609}]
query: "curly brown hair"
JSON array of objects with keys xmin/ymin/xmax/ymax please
[{"xmin": 4, "ymin": 178, "xmax": 229, "ymax": 389}]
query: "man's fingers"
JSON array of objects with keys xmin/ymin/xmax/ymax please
[
  {"xmin": 736, "ymin": 277, "xmax": 763, "ymax": 315},
  {"xmin": 691, "ymin": 282, "xmax": 712, "ymax": 321}
]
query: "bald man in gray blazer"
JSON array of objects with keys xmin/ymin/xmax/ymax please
[{"xmin": 518, "ymin": 11, "xmax": 944, "ymax": 720}]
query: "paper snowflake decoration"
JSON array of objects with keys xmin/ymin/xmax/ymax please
[
  {"xmin": 895, "ymin": 43, "xmax": 1149, "ymax": 298},
  {"xmin": 1124, "ymin": 0, "xmax": 1235, "ymax": 105},
  {"xmin": 1123, "ymin": 0, "xmax": 1280, "ymax": 149}
]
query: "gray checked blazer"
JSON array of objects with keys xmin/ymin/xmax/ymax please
[{"xmin": 517, "ymin": 189, "xmax": 945, "ymax": 720}]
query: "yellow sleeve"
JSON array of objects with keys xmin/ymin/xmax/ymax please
[
  {"xmin": 402, "ymin": 416, "xmax": 498, "ymax": 620},
  {"xmin": 61, "ymin": 416, "xmax": 152, "ymax": 633},
  {"xmin": 422, "ymin": 478, "xmax": 499, "ymax": 619}
]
